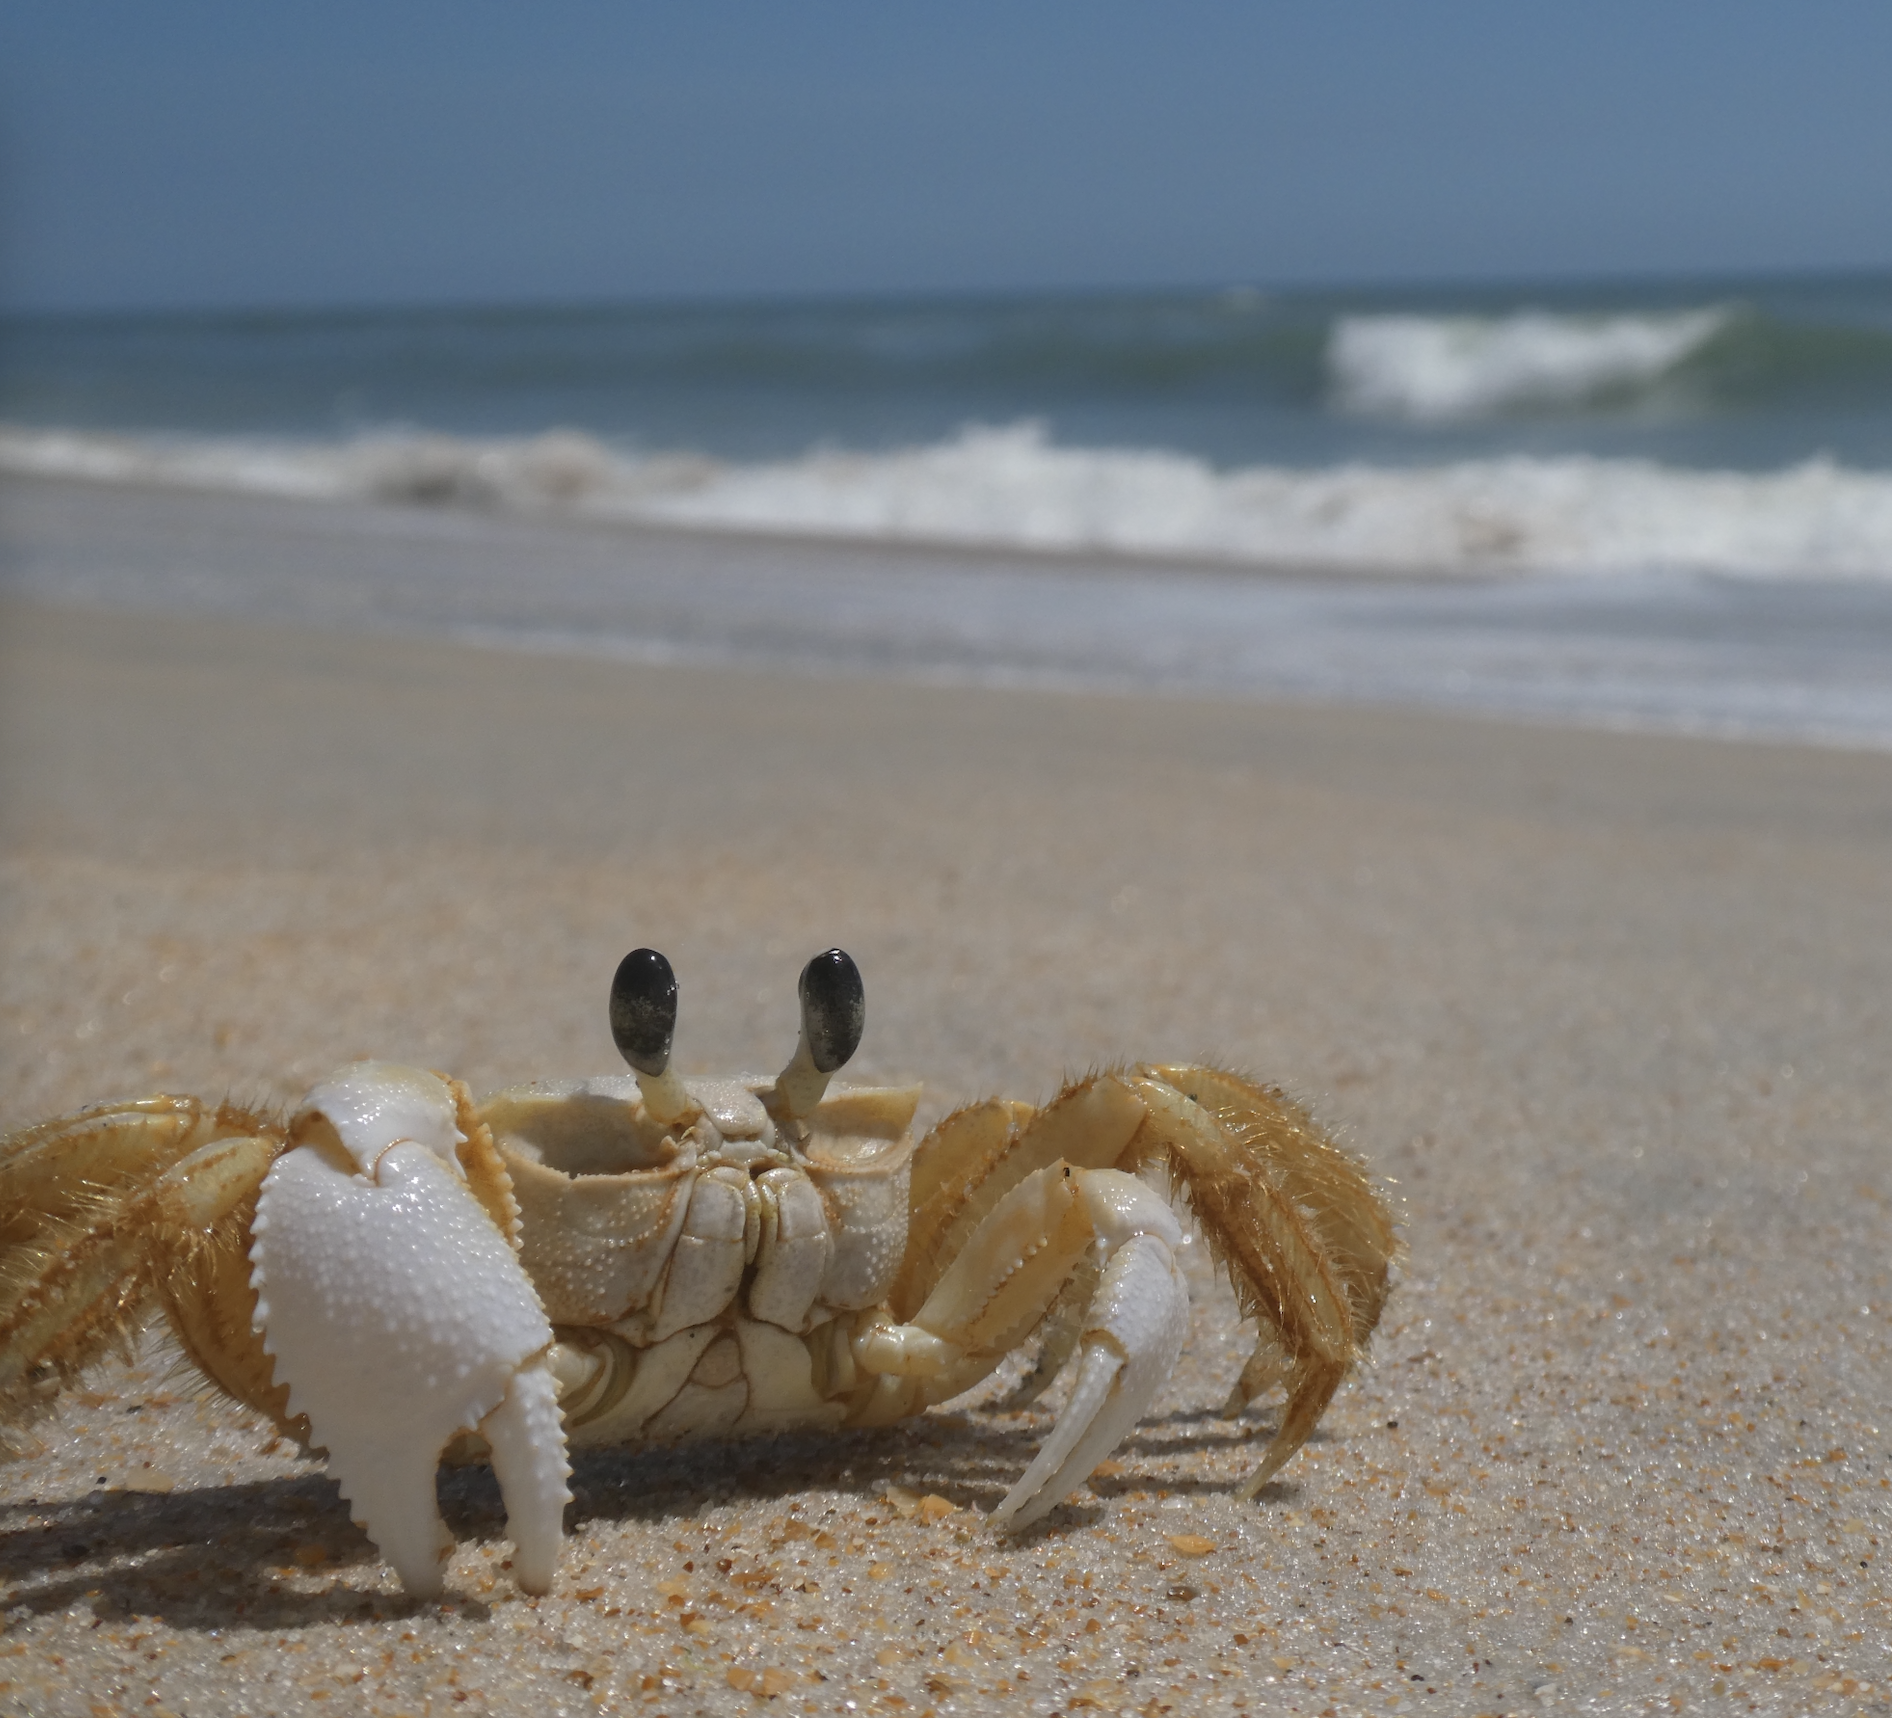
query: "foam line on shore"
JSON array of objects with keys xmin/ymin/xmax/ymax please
[{"xmin": 5, "ymin": 421, "xmax": 1891, "ymax": 581}]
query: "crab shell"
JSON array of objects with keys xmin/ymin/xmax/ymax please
[{"xmin": 474, "ymin": 1072, "xmax": 925, "ymax": 1443}]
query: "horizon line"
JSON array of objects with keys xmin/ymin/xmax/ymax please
[{"xmin": 7, "ymin": 260, "xmax": 1892, "ymax": 325}]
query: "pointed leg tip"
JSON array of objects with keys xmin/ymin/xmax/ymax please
[
  {"xmin": 992, "ymin": 1473, "xmax": 1080, "ymax": 1534},
  {"xmin": 1235, "ymin": 1451, "xmax": 1292, "ymax": 1502},
  {"xmin": 393, "ymin": 1557, "xmax": 451, "ymax": 1603},
  {"xmin": 988, "ymin": 1498, "xmax": 1036, "ymax": 1536},
  {"xmin": 988, "ymin": 1484, "xmax": 1032, "ymax": 1532}
]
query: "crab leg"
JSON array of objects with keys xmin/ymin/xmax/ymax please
[
  {"xmin": 0, "ymin": 1103, "xmax": 281, "ymax": 1440},
  {"xmin": 993, "ymin": 1223, "xmax": 1187, "ymax": 1530},
  {"xmin": 854, "ymin": 1162, "xmax": 1189, "ymax": 1530},
  {"xmin": 1121, "ymin": 1071, "xmax": 1388, "ymax": 1496},
  {"xmin": 250, "ymin": 1064, "xmax": 569, "ymax": 1599}
]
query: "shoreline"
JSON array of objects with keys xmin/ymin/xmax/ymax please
[
  {"xmin": 0, "ymin": 461, "xmax": 1546, "ymax": 588},
  {"xmin": 7, "ymin": 470, "xmax": 1892, "ymax": 755}
]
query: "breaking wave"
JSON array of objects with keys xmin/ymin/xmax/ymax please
[
  {"xmin": 5, "ymin": 419, "xmax": 1891, "ymax": 580},
  {"xmin": 1327, "ymin": 308, "xmax": 1733, "ymax": 421}
]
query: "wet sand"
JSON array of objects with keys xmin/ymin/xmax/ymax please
[{"xmin": 1, "ymin": 595, "xmax": 1888, "ymax": 1716}]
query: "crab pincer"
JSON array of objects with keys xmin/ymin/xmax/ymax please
[{"xmin": 248, "ymin": 1063, "xmax": 571, "ymax": 1598}]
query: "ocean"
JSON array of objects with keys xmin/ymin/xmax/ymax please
[{"xmin": 4, "ymin": 275, "xmax": 1892, "ymax": 744}]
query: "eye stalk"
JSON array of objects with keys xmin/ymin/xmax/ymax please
[
  {"xmin": 800, "ymin": 948, "xmax": 866, "ymax": 1073},
  {"xmin": 609, "ymin": 948, "xmax": 695, "ymax": 1125},
  {"xmin": 773, "ymin": 948, "xmax": 865, "ymax": 1120},
  {"xmin": 609, "ymin": 948, "xmax": 675, "ymax": 1074}
]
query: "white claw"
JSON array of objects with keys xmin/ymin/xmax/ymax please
[
  {"xmin": 993, "ymin": 1175, "xmax": 1191, "ymax": 1531},
  {"xmin": 250, "ymin": 1063, "xmax": 570, "ymax": 1598},
  {"xmin": 479, "ymin": 1359, "xmax": 568, "ymax": 1595}
]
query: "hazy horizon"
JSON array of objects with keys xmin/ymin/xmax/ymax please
[{"xmin": 9, "ymin": 262, "xmax": 1892, "ymax": 327}]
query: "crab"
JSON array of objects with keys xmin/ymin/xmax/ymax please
[{"xmin": 0, "ymin": 948, "xmax": 1395, "ymax": 1600}]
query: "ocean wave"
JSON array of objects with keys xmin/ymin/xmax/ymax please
[
  {"xmin": 1327, "ymin": 308, "xmax": 1732, "ymax": 421},
  {"xmin": 4, "ymin": 420, "xmax": 1891, "ymax": 580}
]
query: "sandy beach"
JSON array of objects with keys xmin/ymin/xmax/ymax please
[{"xmin": 1, "ymin": 558, "xmax": 1889, "ymax": 1715}]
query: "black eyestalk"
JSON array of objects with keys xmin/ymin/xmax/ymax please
[
  {"xmin": 610, "ymin": 948, "xmax": 676, "ymax": 1075},
  {"xmin": 774, "ymin": 947, "xmax": 865, "ymax": 1119},
  {"xmin": 799, "ymin": 948, "xmax": 865, "ymax": 1073},
  {"xmin": 609, "ymin": 947, "xmax": 694, "ymax": 1124}
]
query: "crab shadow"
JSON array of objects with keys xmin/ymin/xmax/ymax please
[
  {"xmin": 561, "ymin": 1402, "xmax": 1304, "ymax": 1526},
  {"xmin": 0, "ymin": 1405, "xmax": 1300, "ymax": 1627},
  {"xmin": 0, "ymin": 1470, "xmax": 467, "ymax": 1630}
]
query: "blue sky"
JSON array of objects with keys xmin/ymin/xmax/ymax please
[{"xmin": 4, "ymin": 1, "xmax": 1890, "ymax": 312}]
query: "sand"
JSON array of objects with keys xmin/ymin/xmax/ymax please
[{"xmin": 0, "ymin": 588, "xmax": 1888, "ymax": 1717}]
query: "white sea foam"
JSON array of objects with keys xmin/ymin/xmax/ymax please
[
  {"xmin": 1327, "ymin": 308, "xmax": 1732, "ymax": 420},
  {"xmin": 5, "ymin": 419, "xmax": 1891, "ymax": 580}
]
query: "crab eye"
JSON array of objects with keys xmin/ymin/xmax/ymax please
[
  {"xmin": 610, "ymin": 948, "xmax": 678, "ymax": 1077},
  {"xmin": 798, "ymin": 948, "xmax": 865, "ymax": 1073}
]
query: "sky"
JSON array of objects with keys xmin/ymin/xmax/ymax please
[{"xmin": 3, "ymin": 1, "xmax": 1891, "ymax": 313}]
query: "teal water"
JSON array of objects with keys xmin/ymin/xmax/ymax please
[{"xmin": 6, "ymin": 274, "xmax": 1892, "ymax": 471}]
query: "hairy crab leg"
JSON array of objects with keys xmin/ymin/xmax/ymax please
[
  {"xmin": 1, "ymin": 1099, "xmax": 212, "ymax": 1249},
  {"xmin": 892, "ymin": 1079, "xmax": 1148, "ymax": 1321},
  {"xmin": 1146, "ymin": 1064, "xmax": 1396, "ymax": 1343},
  {"xmin": 899, "ymin": 1062, "xmax": 1393, "ymax": 1503},
  {"xmin": 250, "ymin": 1063, "xmax": 569, "ymax": 1599},
  {"xmin": 854, "ymin": 1161, "xmax": 1189, "ymax": 1530},
  {"xmin": 1120, "ymin": 1072, "xmax": 1382, "ymax": 1496},
  {"xmin": 0, "ymin": 1103, "xmax": 281, "ymax": 1440}
]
